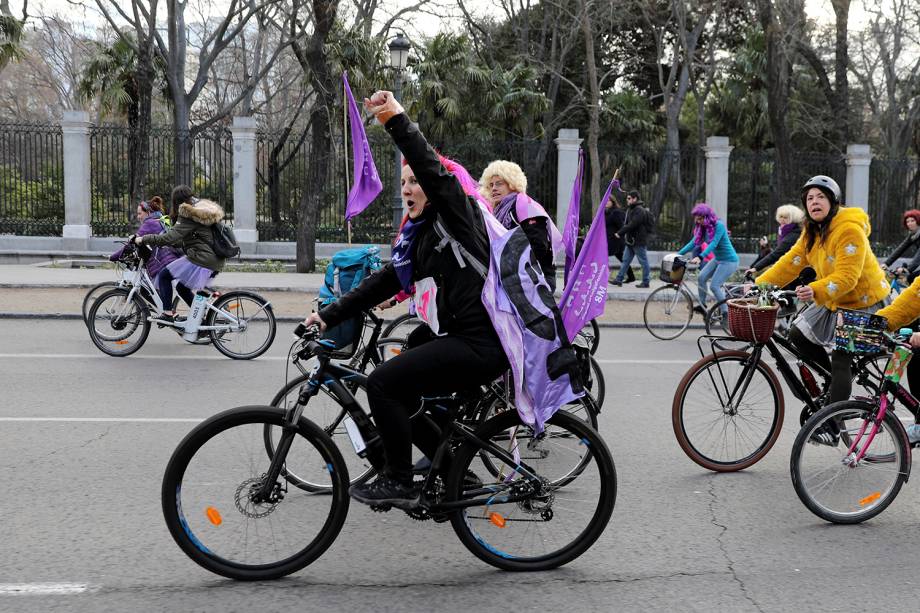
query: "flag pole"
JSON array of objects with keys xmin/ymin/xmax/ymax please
[{"xmin": 344, "ymin": 75, "xmax": 352, "ymax": 244}]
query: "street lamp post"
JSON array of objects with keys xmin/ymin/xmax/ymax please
[{"xmin": 388, "ymin": 33, "xmax": 411, "ymax": 236}]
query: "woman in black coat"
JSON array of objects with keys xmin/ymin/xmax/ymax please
[
  {"xmin": 881, "ymin": 209, "xmax": 920, "ymax": 279},
  {"xmin": 746, "ymin": 204, "xmax": 805, "ymax": 275},
  {"xmin": 605, "ymin": 194, "xmax": 636, "ymax": 283}
]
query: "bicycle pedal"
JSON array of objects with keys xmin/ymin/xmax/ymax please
[{"xmin": 369, "ymin": 503, "xmax": 392, "ymax": 513}]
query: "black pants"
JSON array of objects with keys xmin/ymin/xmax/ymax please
[
  {"xmin": 366, "ymin": 328, "xmax": 508, "ymax": 484},
  {"xmin": 788, "ymin": 326, "xmax": 852, "ymax": 403},
  {"xmin": 157, "ymin": 267, "xmax": 194, "ymax": 310}
]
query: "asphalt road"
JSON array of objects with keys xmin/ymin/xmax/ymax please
[{"xmin": 1, "ymin": 320, "xmax": 918, "ymax": 612}]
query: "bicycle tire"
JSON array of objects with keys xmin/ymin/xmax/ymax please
[
  {"xmin": 585, "ymin": 356, "xmax": 606, "ymax": 409},
  {"xmin": 86, "ymin": 288, "xmax": 151, "ymax": 357},
  {"xmin": 673, "ymin": 350, "xmax": 784, "ymax": 471},
  {"xmin": 643, "ymin": 285, "xmax": 693, "ymax": 340},
  {"xmin": 381, "ymin": 312, "xmax": 420, "ymax": 340},
  {"xmin": 790, "ymin": 400, "xmax": 909, "ymax": 524},
  {"xmin": 162, "ymin": 406, "xmax": 350, "ymax": 580},
  {"xmin": 447, "ymin": 409, "xmax": 616, "ymax": 571},
  {"xmin": 704, "ymin": 300, "xmax": 732, "ymax": 335},
  {"xmin": 206, "ymin": 291, "xmax": 277, "ymax": 360},
  {"xmin": 82, "ymin": 281, "xmax": 120, "ymax": 327},
  {"xmin": 266, "ymin": 374, "xmax": 377, "ymax": 491}
]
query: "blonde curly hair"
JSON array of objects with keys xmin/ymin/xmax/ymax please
[
  {"xmin": 479, "ymin": 160, "xmax": 528, "ymax": 200},
  {"xmin": 775, "ymin": 204, "xmax": 805, "ymax": 224}
]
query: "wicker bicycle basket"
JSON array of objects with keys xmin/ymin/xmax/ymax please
[
  {"xmin": 834, "ymin": 309, "xmax": 888, "ymax": 355},
  {"xmin": 727, "ymin": 298, "xmax": 779, "ymax": 343}
]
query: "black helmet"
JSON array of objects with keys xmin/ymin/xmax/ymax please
[{"xmin": 801, "ymin": 175, "xmax": 841, "ymax": 206}]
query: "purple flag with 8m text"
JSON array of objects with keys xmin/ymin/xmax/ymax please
[
  {"xmin": 559, "ymin": 179, "xmax": 612, "ymax": 341},
  {"xmin": 343, "ymin": 72, "xmax": 383, "ymax": 221}
]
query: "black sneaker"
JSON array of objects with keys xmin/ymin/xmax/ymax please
[
  {"xmin": 610, "ymin": 280, "xmax": 623, "ymax": 287},
  {"xmin": 151, "ymin": 313, "xmax": 175, "ymax": 323},
  {"xmin": 635, "ymin": 282, "xmax": 650, "ymax": 288},
  {"xmin": 349, "ymin": 475, "xmax": 419, "ymax": 509},
  {"xmin": 809, "ymin": 424, "xmax": 839, "ymax": 447},
  {"xmin": 692, "ymin": 305, "xmax": 706, "ymax": 315}
]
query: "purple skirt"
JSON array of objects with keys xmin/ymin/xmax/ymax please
[{"xmin": 166, "ymin": 257, "xmax": 214, "ymax": 290}]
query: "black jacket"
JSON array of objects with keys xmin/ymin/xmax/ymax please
[
  {"xmin": 750, "ymin": 225, "xmax": 802, "ymax": 271},
  {"xmin": 885, "ymin": 229, "xmax": 920, "ymax": 268},
  {"xmin": 620, "ymin": 202, "xmax": 650, "ymax": 247},
  {"xmin": 605, "ymin": 206, "xmax": 626, "ymax": 256},
  {"xmin": 319, "ymin": 114, "xmax": 496, "ymax": 342}
]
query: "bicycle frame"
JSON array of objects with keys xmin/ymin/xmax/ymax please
[{"xmin": 260, "ymin": 337, "xmax": 543, "ymax": 510}]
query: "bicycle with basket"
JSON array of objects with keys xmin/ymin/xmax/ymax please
[{"xmin": 671, "ymin": 287, "xmax": 888, "ymax": 472}]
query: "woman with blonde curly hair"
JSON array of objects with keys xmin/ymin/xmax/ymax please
[
  {"xmin": 480, "ymin": 160, "xmax": 561, "ymax": 290},
  {"xmin": 746, "ymin": 204, "xmax": 805, "ymax": 276}
]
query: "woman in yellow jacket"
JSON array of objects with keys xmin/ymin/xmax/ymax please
[{"xmin": 756, "ymin": 175, "xmax": 889, "ymax": 416}]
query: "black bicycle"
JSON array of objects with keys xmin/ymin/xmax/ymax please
[
  {"xmin": 162, "ymin": 326, "xmax": 616, "ymax": 580},
  {"xmin": 267, "ymin": 314, "xmax": 601, "ymax": 491},
  {"xmin": 672, "ymin": 289, "xmax": 887, "ymax": 471}
]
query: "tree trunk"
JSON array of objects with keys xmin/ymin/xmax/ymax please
[
  {"xmin": 756, "ymin": 0, "xmax": 794, "ymax": 201},
  {"xmin": 831, "ymin": 0, "xmax": 850, "ymax": 145},
  {"xmin": 579, "ymin": 0, "xmax": 601, "ymax": 208},
  {"xmin": 295, "ymin": 0, "xmax": 338, "ymax": 273}
]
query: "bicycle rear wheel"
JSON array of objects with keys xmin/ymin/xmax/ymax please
[
  {"xmin": 206, "ymin": 291, "xmax": 276, "ymax": 359},
  {"xmin": 790, "ymin": 400, "xmax": 909, "ymax": 524},
  {"xmin": 704, "ymin": 300, "xmax": 731, "ymax": 335},
  {"xmin": 162, "ymin": 406, "xmax": 350, "ymax": 580},
  {"xmin": 382, "ymin": 312, "xmax": 421, "ymax": 341},
  {"xmin": 82, "ymin": 281, "xmax": 120, "ymax": 327},
  {"xmin": 643, "ymin": 285, "xmax": 693, "ymax": 340},
  {"xmin": 585, "ymin": 355, "xmax": 606, "ymax": 409},
  {"xmin": 447, "ymin": 409, "xmax": 616, "ymax": 571},
  {"xmin": 673, "ymin": 350, "xmax": 784, "ymax": 471},
  {"xmin": 86, "ymin": 288, "xmax": 151, "ymax": 356}
]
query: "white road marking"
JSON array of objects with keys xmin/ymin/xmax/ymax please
[
  {"xmin": 0, "ymin": 583, "xmax": 92, "ymax": 595},
  {"xmin": 595, "ymin": 359, "xmax": 695, "ymax": 364},
  {"xmin": 0, "ymin": 417, "xmax": 203, "ymax": 423},
  {"xmin": 0, "ymin": 353, "xmax": 286, "ymax": 361}
]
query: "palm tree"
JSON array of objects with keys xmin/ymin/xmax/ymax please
[{"xmin": 0, "ymin": 11, "xmax": 25, "ymax": 75}]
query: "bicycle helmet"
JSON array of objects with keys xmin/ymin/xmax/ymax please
[{"xmin": 801, "ymin": 175, "xmax": 841, "ymax": 207}]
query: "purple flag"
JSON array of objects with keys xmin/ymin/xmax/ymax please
[
  {"xmin": 559, "ymin": 181, "xmax": 611, "ymax": 341},
  {"xmin": 343, "ymin": 72, "xmax": 383, "ymax": 221},
  {"xmin": 562, "ymin": 149, "xmax": 584, "ymax": 284}
]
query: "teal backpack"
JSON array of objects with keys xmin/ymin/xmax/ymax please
[{"xmin": 318, "ymin": 246, "xmax": 382, "ymax": 356}]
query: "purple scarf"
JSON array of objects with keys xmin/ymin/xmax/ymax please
[
  {"xmin": 392, "ymin": 217, "xmax": 427, "ymax": 291},
  {"xmin": 493, "ymin": 193, "xmax": 518, "ymax": 230},
  {"xmin": 778, "ymin": 222, "xmax": 797, "ymax": 241}
]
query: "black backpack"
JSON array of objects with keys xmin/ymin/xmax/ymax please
[
  {"xmin": 643, "ymin": 207, "xmax": 657, "ymax": 236},
  {"xmin": 210, "ymin": 222, "xmax": 240, "ymax": 258}
]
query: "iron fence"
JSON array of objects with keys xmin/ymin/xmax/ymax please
[
  {"xmin": 728, "ymin": 149, "xmax": 846, "ymax": 253},
  {"xmin": 89, "ymin": 125, "xmax": 233, "ymax": 237},
  {"xmin": 0, "ymin": 122, "xmax": 64, "ymax": 235},
  {"xmin": 869, "ymin": 157, "xmax": 920, "ymax": 256}
]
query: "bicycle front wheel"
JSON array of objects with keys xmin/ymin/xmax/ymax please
[
  {"xmin": 673, "ymin": 350, "xmax": 784, "ymax": 471},
  {"xmin": 86, "ymin": 288, "xmax": 151, "ymax": 356},
  {"xmin": 790, "ymin": 400, "xmax": 909, "ymax": 524},
  {"xmin": 206, "ymin": 291, "xmax": 277, "ymax": 359},
  {"xmin": 447, "ymin": 409, "xmax": 616, "ymax": 571},
  {"xmin": 266, "ymin": 374, "xmax": 377, "ymax": 491},
  {"xmin": 643, "ymin": 285, "xmax": 693, "ymax": 340},
  {"xmin": 162, "ymin": 406, "xmax": 350, "ymax": 580}
]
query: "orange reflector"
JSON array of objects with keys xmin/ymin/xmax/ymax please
[
  {"xmin": 859, "ymin": 492, "xmax": 881, "ymax": 506},
  {"xmin": 388, "ymin": 348, "xmax": 402, "ymax": 356},
  {"xmin": 489, "ymin": 512, "xmax": 506, "ymax": 528},
  {"xmin": 225, "ymin": 303, "xmax": 240, "ymax": 309},
  {"xmin": 206, "ymin": 506, "xmax": 222, "ymax": 525},
  {"xmin": 115, "ymin": 340, "xmax": 129, "ymax": 345}
]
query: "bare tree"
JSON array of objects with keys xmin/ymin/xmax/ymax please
[{"xmin": 579, "ymin": 0, "xmax": 601, "ymax": 207}]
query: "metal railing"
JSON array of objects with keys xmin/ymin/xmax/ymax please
[{"xmin": 0, "ymin": 122, "xmax": 64, "ymax": 236}]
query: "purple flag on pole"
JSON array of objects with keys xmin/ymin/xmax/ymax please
[
  {"xmin": 559, "ymin": 179, "xmax": 612, "ymax": 341},
  {"xmin": 343, "ymin": 72, "xmax": 383, "ymax": 221},
  {"xmin": 562, "ymin": 149, "xmax": 584, "ymax": 284}
]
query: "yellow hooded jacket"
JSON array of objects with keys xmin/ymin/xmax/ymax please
[
  {"xmin": 877, "ymin": 277, "xmax": 920, "ymax": 330},
  {"xmin": 755, "ymin": 207, "xmax": 888, "ymax": 311}
]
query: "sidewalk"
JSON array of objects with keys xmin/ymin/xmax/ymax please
[{"xmin": 0, "ymin": 263, "xmax": 672, "ymax": 324}]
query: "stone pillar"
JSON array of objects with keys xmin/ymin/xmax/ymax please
[
  {"xmin": 703, "ymin": 136, "xmax": 732, "ymax": 222},
  {"xmin": 846, "ymin": 144, "xmax": 872, "ymax": 211},
  {"xmin": 61, "ymin": 110, "xmax": 92, "ymax": 250},
  {"xmin": 231, "ymin": 116, "xmax": 258, "ymax": 251},
  {"xmin": 554, "ymin": 128, "xmax": 583, "ymax": 233}
]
